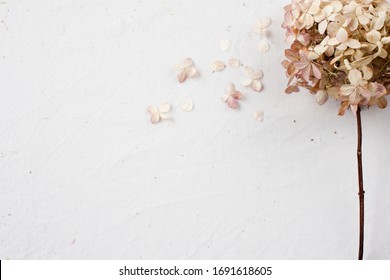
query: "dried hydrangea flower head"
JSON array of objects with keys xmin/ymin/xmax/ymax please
[{"xmin": 282, "ymin": 0, "xmax": 390, "ymax": 115}]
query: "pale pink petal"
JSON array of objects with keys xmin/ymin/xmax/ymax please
[
  {"xmin": 258, "ymin": 40, "xmax": 270, "ymax": 53},
  {"xmin": 185, "ymin": 66, "xmax": 197, "ymax": 78},
  {"xmin": 151, "ymin": 114, "xmax": 160, "ymax": 124},
  {"xmin": 300, "ymin": 66, "xmax": 311, "ymax": 82},
  {"xmin": 211, "ymin": 61, "xmax": 226, "ymax": 72},
  {"xmin": 251, "ymin": 80, "xmax": 263, "ymax": 92},
  {"xmin": 336, "ymin": 27, "xmax": 348, "ymax": 43},
  {"xmin": 228, "ymin": 58, "xmax": 241, "ymax": 68},
  {"xmin": 177, "ymin": 70, "xmax": 187, "ymax": 83},
  {"xmin": 244, "ymin": 66, "xmax": 254, "ymax": 78},
  {"xmin": 227, "ymin": 97, "xmax": 239, "ymax": 109},
  {"xmin": 148, "ymin": 106, "xmax": 159, "ymax": 115},
  {"xmin": 159, "ymin": 113, "xmax": 170, "ymax": 120},
  {"xmin": 312, "ymin": 64, "xmax": 322, "ymax": 79},
  {"xmin": 231, "ymin": 91, "xmax": 243, "ymax": 100},
  {"xmin": 254, "ymin": 111, "xmax": 264, "ymax": 122},
  {"xmin": 318, "ymin": 20, "xmax": 328, "ymax": 34},
  {"xmin": 252, "ymin": 70, "xmax": 263, "ymax": 80},
  {"xmin": 226, "ymin": 83, "xmax": 236, "ymax": 93}
]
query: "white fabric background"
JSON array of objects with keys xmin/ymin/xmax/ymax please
[{"xmin": 0, "ymin": 0, "xmax": 390, "ymax": 260}]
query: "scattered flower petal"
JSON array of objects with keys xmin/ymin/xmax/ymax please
[
  {"xmin": 254, "ymin": 111, "xmax": 264, "ymax": 122},
  {"xmin": 253, "ymin": 17, "xmax": 272, "ymax": 34},
  {"xmin": 258, "ymin": 40, "xmax": 270, "ymax": 53},
  {"xmin": 242, "ymin": 66, "xmax": 263, "ymax": 92},
  {"xmin": 228, "ymin": 58, "xmax": 242, "ymax": 68},
  {"xmin": 211, "ymin": 60, "xmax": 226, "ymax": 72},
  {"xmin": 220, "ymin": 39, "xmax": 232, "ymax": 52},
  {"xmin": 181, "ymin": 99, "xmax": 194, "ymax": 112}
]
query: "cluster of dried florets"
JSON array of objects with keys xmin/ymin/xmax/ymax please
[{"xmin": 282, "ymin": 0, "xmax": 390, "ymax": 115}]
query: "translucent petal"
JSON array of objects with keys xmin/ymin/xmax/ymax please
[
  {"xmin": 228, "ymin": 58, "xmax": 241, "ymax": 68},
  {"xmin": 181, "ymin": 99, "xmax": 194, "ymax": 112},
  {"xmin": 258, "ymin": 40, "xmax": 270, "ymax": 53},
  {"xmin": 185, "ymin": 66, "xmax": 197, "ymax": 78},
  {"xmin": 254, "ymin": 111, "xmax": 264, "ymax": 122},
  {"xmin": 211, "ymin": 61, "xmax": 226, "ymax": 72},
  {"xmin": 242, "ymin": 78, "xmax": 253, "ymax": 87},
  {"xmin": 226, "ymin": 83, "xmax": 235, "ymax": 93},
  {"xmin": 251, "ymin": 80, "xmax": 263, "ymax": 92},
  {"xmin": 227, "ymin": 97, "xmax": 239, "ymax": 109},
  {"xmin": 151, "ymin": 114, "xmax": 160, "ymax": 124},
  {"xmin": 220, "ymin": 39, "xmax": 232, "ymax": 52},
  {"xmin": 244, "ymin": 66, "xmax": 254, "ymax": 78},
  {"xmin": 181, "ymin": 58, "xmax": 194, "ymax": 68},
  {"xmin": 348, "ymin": 69, "xmax": 363, "ymax": 86},
  {"xmin": 159, "ymin": 102, "xmax": 171, "ymax": 113},
  {"xmin": 148, "ymin": 106, "xmax": 158, "ymax": 115},
  {"xmin": 159, "ymin": 113, "xmax": 170, "ymax": 120},
  {"xmin": 252, "ymin": 70, "xmax": 264, "ymax": 80},
  {"xmin": 177, "ymin": 70, "xmax": 187, "ymax": 83}
]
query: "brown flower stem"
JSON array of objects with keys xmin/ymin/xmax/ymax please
[{"xmin": 356, "ymin": 107, "xmax": 365, "ymax": 260}]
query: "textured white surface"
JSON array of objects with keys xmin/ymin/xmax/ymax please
[{"xmin": 1, "ymin": 0, "xmax": 390, "ymax": 260}]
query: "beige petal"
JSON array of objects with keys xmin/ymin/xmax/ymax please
[
  {"xmin": 381, "ymin": 37, "xmax": 390, "ymax": 44},
  {"xmin": 181, "ymin": 99, "xmax": 194, "ymax": 112},
  {"xmin": 318, "ymin": 20, "xmax": 328, "ymax": 34},
  {"xmin": 151, "ymin": 114, "xmax": 160, "ymax": 124},
  {"xmin": 221, "ymin": 94, "xmax": 230, "ymax": 102},
  {"xmin": 316, "ymin": 90, "xmax": 329, "ymax": 105},
  {"xmin": 347, "ymin": 39, "xmax": 361, "ymax": 49},
  {"xmin": 211, "ymin": 60, "xmax": 226, "ymax": 72},
  {"xmin": 148, "ymin": 106, "xmax": 159, "ymax": 115},
  {"xmin": 336, "ymin": 28, "xmax": 348, "ymax": 43},
  {"xmin": 366, "ymin": 30, "xmax": 381, "ymax": 44},
  {"xmin": 258, "ymin": 40, "xmax": 270, "ymax": 53},
  {"xmin": 254, "ymin": 111, "xmax": 264, "ymax": 122},
  {"xmin": 228, "ymin": 58, "xmax": 241, "ymax": 68},
  {"xmin": 377, "ymin": 96, "xmax": 388, "ymax": 109},
  {"xmin": 159, "ymin": 102, "xmax": 171, "ymax": 113},
  {"xmin": 251, "ymin": 80, "xmax": 263, "ymax": 92},
  {"xmin": 362, "ymin": 65, "xmax": 373, "ymax": 80},
  {"xmin": 220, "ymin": 39, "xmax": 232, "ymax": 52},
  {"xmin": 348, "ymin": 69, "xmax": 363, "ymax": 86}
]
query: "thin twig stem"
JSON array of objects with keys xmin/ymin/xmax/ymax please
[{"xmin": 356, "ymin": 107, "xmax": 365, "ymax": 260}]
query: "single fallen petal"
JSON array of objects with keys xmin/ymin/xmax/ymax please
[
  {"xmin": 181, "ymin": 99, "xmax": 194, "ymax": 112},
  {"xmin": 211, "ymin": 60, "xmax": 226, "ymax": 72},
  {"xmin": 258, "ymin": 40, "xmax": 270, "ymax": 53},
  {"xmin": 228, "ymin": 58, "xmax": 241, "ymax": 68},
  {"xmin": 220, "ymin": 39, "xmax": 232, "ymax": 52},
  {"xmin": 159, "ymin": 102, "xmax": 171, "ymax": 113},
  {"xmin": 254, "ymin": 111, "xmax": 264, "ymax": 122}
]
